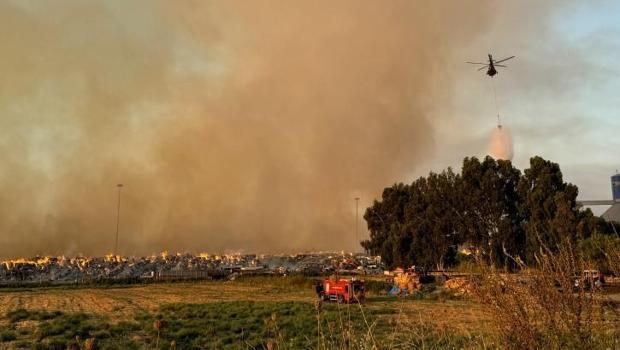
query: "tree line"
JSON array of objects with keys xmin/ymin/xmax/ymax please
[{"xmin": 361, "ymin": 156, "xmax": 614, "ymax": 270}]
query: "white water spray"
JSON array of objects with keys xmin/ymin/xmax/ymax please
[{"xmin": 489, "ymin": 124, "xmax": 513, "ymax": 161}]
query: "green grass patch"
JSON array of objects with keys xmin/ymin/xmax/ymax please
[
  {"xmin": 1, "ymin": 299, "xmax": 489, "ymax": 349},
  {"xmin": 3, "ymin": 308, "xmax": 145, "ymax": 349},
  {"xmin": 135, "ymin": 300, "xmax": 396, "ymax": 349},
  {"xmin": 6, "ymin": 309, "xmax": 63, "ymax": 323},
  {"xmin": 233, "ymin": 274, "xmax": 315, "ymax": 290},
  {"xmin": 364, "ymin": 279, "xmax": 392, "ymax": 295},
  {"xmin": 0, "ymin": 330, "xmax": 17, "ymax": 341}
]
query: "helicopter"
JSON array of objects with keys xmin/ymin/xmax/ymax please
[{"xmin": 466, "ymin": 54, "xmax": 515, "ymax": 77}]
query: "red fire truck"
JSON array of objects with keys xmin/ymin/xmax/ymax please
[{"xmin": 319, "ymin": 278, "xmax": 365, "ymax": 303}]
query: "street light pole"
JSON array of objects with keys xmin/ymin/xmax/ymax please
[
  {"xmin": 115, "ymin": 184, "xmax": 123, "ymax": 256},
  {"xmin": 355, "ymin": 197, "xmax": 360, "ymax": 252}
]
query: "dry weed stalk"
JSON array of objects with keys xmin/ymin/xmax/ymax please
[
  {"xmin": 603, "ymin": 236, "xmax": 620, "ymax": 277},
  {"xmin": 153, "ymin": 319, "xmax": 163, "ymax": 348},
  {"xmin": 473, "ymin": 238, "xmax": 614, "ymax": 349},
  {"xmin": 83, "ymin": 338, "xmax": 96, "ymax": 350}
]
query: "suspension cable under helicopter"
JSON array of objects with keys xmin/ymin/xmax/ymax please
[{"xmin": 491, "ymin": 77, "xmax": 500, "ymax": 126}]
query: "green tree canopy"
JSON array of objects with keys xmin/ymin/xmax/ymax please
[{"xmin": 362, "ymin": 156, "xmax": 604, "ymax": 270}]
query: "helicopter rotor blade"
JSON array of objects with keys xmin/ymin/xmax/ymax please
[
  {"xmin": 466, "ymin": 61, "xmax": 487, "ymax": 65},
  {"xmin": 494, "ymin": 55, "xmax": 515, "ymax": 64},
  {"xmin": 477, "ymin": 65, "xmax": 489, "ymax": 71},
  {"xmin": 495, "ymin": 64, "xmax": 507, "ymax": 67}
]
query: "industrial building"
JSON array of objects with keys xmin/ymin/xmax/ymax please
[{"xmin": 578, "ymin": 173, "xmax": 620, "ymax": 223}]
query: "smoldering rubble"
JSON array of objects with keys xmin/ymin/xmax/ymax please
[{"xmin": 0, "ymin": 252, "xmax": 383, "ymax": 285}]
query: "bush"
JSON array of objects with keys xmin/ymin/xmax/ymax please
[
  {"xmin": 391, "ymin": 319, "xmax": 491, "ymax": 349},
  {"xmin": 13, "ymin": 340, "xmax": 30, "ymax": 348},
  {"xmin": 7, "ymin": 309, "xmax": 33, "ymax": 323},
  {"xmin": 363, "ymin": 279, "xmax": 392, "ymax": 295},
  {"xmin": 6, "ymin": 309, "xmax": 63, "ymax": 323},
  {"xmin": 0, "ymin": 330, "xmax": 16, "ymax": 341},
  {"xmin": 473, "ymin": 238, "xmax": 619, "ymax": 349}
]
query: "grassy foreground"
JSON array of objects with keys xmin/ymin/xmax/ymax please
[
  {"xmin": 0, "ymin": 276, "xmax": 495, "ymax": 349},
  {"xmin": 0, "ymin": 300, "xmax": 491, "ymax": 349}
]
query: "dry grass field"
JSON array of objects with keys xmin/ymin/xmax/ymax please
[
  {"xmin": 1, "ymin": 277, "xmax": 618, "ymax": 349},
  {"xmin": 0, "ymin": 278, "xmax": 492, "ymax": 329},
  {"xmin": 0, "ymin": 277, "xmax": 499, "ymax": 349},
  {"xmin": 0, "ymin": 282, "xmax": 308, "ymax": 319}
]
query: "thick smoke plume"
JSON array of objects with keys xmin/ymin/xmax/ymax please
[
  {"xmin": 489, "ymin": 125, "xmax": 514, "ymax": 161},
  {"xmin": 0, "ymin": 1, "xmax": 496, "ymax": 257}
]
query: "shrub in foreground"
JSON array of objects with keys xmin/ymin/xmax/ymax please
[{"xmin": 473, "ymin": 238, "xmax": 620, "ymax": 349}]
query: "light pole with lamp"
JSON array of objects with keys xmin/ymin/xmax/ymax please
[{"xmin": 354, "ymin": 197, "xmax": 360, "ymax": 252}]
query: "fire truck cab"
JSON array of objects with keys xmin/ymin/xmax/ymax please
[{"xmin": 321, "ymin": 278, "xmax": 365, "ymax": 303}]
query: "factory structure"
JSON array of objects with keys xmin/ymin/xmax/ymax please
[{"xmin": 578, "ymin": 173, "xmax": 620, "ymax": 223}]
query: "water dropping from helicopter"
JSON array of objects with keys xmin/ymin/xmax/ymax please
[{"xmin": 466, "ymin": 53, "xmax": 516, "ymax": 160}]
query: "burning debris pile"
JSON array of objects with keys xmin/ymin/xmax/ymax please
[{"xmin": 0, "ymin": 252, "xmax": 383, "ymax": 285}]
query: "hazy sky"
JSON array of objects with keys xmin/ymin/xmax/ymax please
[
  {"xmin": 418, "ymin": 1, "xmax": 620, "ymax": 208},
  {"xmin": 0, "ymin": 1, "xmax": 619, "ymax": 257}
]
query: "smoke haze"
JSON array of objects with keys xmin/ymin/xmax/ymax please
[{"xmin": 0, "ymin": 1, "xmax": 502, "ymax": 258}]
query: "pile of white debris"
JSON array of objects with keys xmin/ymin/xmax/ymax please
[{"xmin": 0, "ymin": 252, "xmax": 384, "ymax": 285}]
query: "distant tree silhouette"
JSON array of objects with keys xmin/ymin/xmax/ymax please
[
  {"xmin": 363, "ymin": 183, "xmax": 411, "ymax": 269},
  {"xmin": 362, "ymin": 156, "xmax": 598, "ymax": 270}
]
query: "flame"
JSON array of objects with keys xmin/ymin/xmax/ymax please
[
  {"xmin": 104, "ymin": 254, "xmax": 124, "ymax": 263},
  {"xmin": 2, "ymin": 256, "xmax": 53, "ymax": 269},
  {"xmin": 0, "ymin": 251, "xmax": 383, "ymax": 282}
]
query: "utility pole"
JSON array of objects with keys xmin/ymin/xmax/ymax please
[
  {"xmin": 355, "ymin": 197, "xmax": 360, "ymax": 252},
  {"xmin": 114, "ymin": 184, "xmax": 123, "ymax": 256}
]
